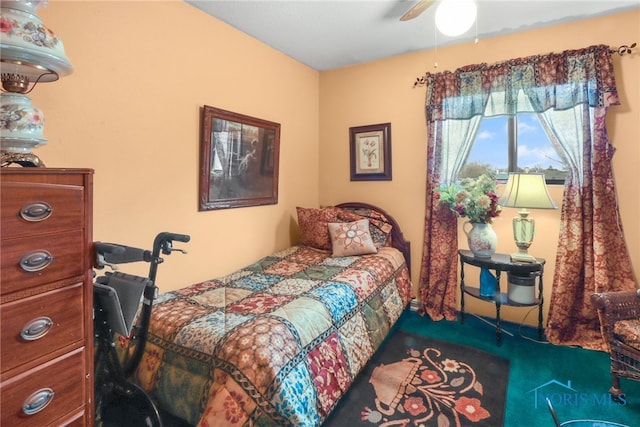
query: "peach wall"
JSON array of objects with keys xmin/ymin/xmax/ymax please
[
  {"xmin": 319, "ymin": 10, "xmax": 640, "ymax": 326},
  {"xmin": 29, "ymin": 2, "xmax": 639, "ymax": 327},
  {"xmin": 33, "ymin": 0, "xmax": 320, "ymax": 290}
]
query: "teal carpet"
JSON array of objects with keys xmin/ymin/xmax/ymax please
[{"xmin": 395, "ymin": 310, "xmax": 640, "ymax": 427}]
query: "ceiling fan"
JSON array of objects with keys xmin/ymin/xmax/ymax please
[{"xmin": 400, "ymin": 0, "xmax": 438, "ymax": 21}]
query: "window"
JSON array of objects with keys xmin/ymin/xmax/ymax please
[{"xmin": 460, "ymin": 114, "xmax": 568, "ymax": 184}]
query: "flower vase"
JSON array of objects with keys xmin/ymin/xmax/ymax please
[{"xmin": 463, "ymin": 221, "xmax": 497, "ymax": 258}]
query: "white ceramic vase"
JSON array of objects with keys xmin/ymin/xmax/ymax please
[{"xmin": 463, "ymin": 221, "xmax": 497, "ymax": 258}]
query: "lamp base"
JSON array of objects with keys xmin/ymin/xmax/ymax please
[
  {"xmin": 1, "ymin": 151, "xmax": 46, "ymax": 167},
  {"xmin": 510, "ymin": 251, "xmax": 537, "ymax": 263}
]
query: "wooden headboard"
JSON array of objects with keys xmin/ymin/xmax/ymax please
[{"xmin": 336, "ymin": 202, "xmax": 411, "ymax": 274}]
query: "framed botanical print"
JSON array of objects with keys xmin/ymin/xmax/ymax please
[{"xmin": 349, "ymin": 122, "xmax": 392, "ymax": 181}]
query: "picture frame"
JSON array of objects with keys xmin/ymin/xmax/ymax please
[
  {"xmin": 349, "ymin": 123, "xmax": 392, "ymax": 181},
  {"xmin": 199, "ymin": 105, "xmax": 280, "ymax": 211}
]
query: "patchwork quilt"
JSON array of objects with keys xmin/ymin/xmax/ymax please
[{"xmin": 126, "ymin": 244, "xmax": 412, "ymax": 426}]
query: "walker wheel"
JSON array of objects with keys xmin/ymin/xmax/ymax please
[{"xmin": 98, "ymin": 382, "xmax": 163, "ymax": 427}]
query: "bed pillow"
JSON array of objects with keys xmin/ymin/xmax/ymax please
[
  {"xmin": 335, "ymin": 207, "xmax": 393, "ymax": 249},
  {"xmin": 296, "ymin": 206, "xmax": 340, "ymax": 250},
  {"xmin": 328, "ymin": 219, "xmax": 378, "ymax": 257}
]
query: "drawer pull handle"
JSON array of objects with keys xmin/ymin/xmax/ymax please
[
  {"xmin": 22, "ymin": 388, "xmax": 55, "ymax": 415},
  {"xmin": 19, "ymin": 251, "xmax": 53, "ymax": 272},
  {"xmin": 20, "ymin": 317, "xmax": 53, "ymax": 341},
  {"xmin": 20, "ymin": 202, "xmax": 53, "ymax": 222}
]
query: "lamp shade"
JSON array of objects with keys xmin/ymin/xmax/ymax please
[
  {"xmin": 498, "ymin": 173, "xmax": 558, "ymax": 209},
  {"xmin": 0, "ymin": 0, "xmax": 73, "ymax": 90},
  {"xmin": 435, "ymin": 0, "xmax": 477, "ymax": 37}
]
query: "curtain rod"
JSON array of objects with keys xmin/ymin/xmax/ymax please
[
  {"xmin": 412, "ymin": 43, "xmax": 637, "ymax": 88},
  {"xmin": 611, "ymin": 42, "xmax": 637, "ymax": 55}
]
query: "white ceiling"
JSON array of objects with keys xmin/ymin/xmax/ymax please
[{"xmin": 185, "ymin": 0, "xmax": 640, "ymax": 71}]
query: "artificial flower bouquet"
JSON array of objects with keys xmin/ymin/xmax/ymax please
[{"xmin": 435, "ymin": 173, "xmax": 502, "ymax": 223}]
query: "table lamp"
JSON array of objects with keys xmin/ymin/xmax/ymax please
[
  {"xmin": 1, "ymin": 0, "xmax": 73, "ymax": 167},
  {"xmin": 498, "ymin": 173, "xmax": 557, "ymax": 262}
]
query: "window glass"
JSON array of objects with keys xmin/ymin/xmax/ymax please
[
  {"xmin": 459, "ymin": 116, "xmax": 508, "ymax": 180},
  {"xmin": 460, "ymin": 114, "xmax": 569, "ymax": 183}
]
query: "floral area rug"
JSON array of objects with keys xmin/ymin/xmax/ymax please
[{"xmin": 323, "ymin": 330, "xmax": 509, "ymax": 427}]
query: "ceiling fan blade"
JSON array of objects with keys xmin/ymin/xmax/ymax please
[{"xmin": 400, "ymin": 0, "xmax": 438, "ymax": 21}]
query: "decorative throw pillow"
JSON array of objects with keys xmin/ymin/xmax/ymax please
[
  {"xmin": 328, "ymin": 219, "xmax": 378, "ymax": 257},
  {"xmin": 614, "ymin": 319, "xmax": 640, "ymax": 349},
  {"xmin": 335, "ymin": 207, "xmax": 394, "ymax": 249},
  {"xmin": 296, "ymin": 206, "xmax": 339, "ymax": 250}
]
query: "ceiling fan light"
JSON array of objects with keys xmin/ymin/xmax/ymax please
[{"xmin": 435, "ymin": 0, "xmax": 477, "ymax": 37}]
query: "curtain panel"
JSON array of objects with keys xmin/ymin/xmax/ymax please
[{"xmin": 419, "ymin": 44, "xmax": 636, "ymax": 350}]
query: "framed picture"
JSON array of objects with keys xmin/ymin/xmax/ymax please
[
  {"xmin": 349, "ymin": 123, "xmax": 392, "ymax": 181},
  {"xmin": 199, "ymin": 105, "xmax": 280, "ymax": 211}
]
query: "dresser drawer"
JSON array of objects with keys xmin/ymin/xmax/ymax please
[
  {"xmin": 1, "ymin": 182, "xmax": 84, "ymax": 240},
  {"xmin": 0, "ymin": 348, "xmax": 85, "ymax": 427},
  {"xmin": 1, "ymin": 284, "xmax": 84, "ymax": 373},
  {"xmin": 0, "ymin": 230, "xmax": 84, "ymax": 296},
  {"xmin": 59, "ymin": 411, "xmax": 86, "ymax": 426}
]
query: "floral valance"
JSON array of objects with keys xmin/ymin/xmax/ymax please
[{"xmin": 422, "ymin": 44, "xmax": 619, "ymax": 121}]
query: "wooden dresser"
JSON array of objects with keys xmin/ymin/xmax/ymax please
[{"xmin": 1, "ymin": 168, "xmax": 94, "ymax": 426}]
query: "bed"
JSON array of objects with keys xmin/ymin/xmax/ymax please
[{"xmin": 124, "ymin": 202, "xmax": 413, "ymax": 426}]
